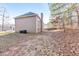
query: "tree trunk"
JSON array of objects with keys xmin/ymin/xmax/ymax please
[
  {"xmin": 62, "ymin": 15, "xmax": 65, "ymax": 32},
  {"xmin": 76, "ymin": 10, "xmax": 79, "ymax": 27},
  {"xmin": 2, "ymin": 9, "xmax": 5, "ymax": 31}
]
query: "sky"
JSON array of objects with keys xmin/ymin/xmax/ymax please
[{"xmin": 0, "ymin": 3, "xmax": 50, "ymax": 24}]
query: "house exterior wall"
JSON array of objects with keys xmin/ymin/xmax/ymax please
[
  {"xmin": 36, "ymin": 16, "xmax": 41, "ymax": 33},
  {"xmin": 15, "ymin": 16, "xmax": 36, "ymax": 33}
]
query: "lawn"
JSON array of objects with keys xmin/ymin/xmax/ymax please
[
  {"xmin": 0, "ymin": 32, "xmax": 14, "ymax": 36},
  {"xmin": 0, "ymin": 32, "xmax": 38, "ymax": 53}
]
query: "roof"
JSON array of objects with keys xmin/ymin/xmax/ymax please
[{"xmin": 15, "ymin": 12, "xmax": 39, "ymax": 19}]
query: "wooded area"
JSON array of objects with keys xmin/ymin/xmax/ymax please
[
  {"xmin": 0, "ymin": 7, "xmax": 14, "ymax": 31},
  {"xmin": 49, "ymin": 3, "xmax": 79, "ymax": 32}
]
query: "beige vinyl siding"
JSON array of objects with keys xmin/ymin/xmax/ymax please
[
  {"xmin": 36, "ymin": 16, "xmax": 41, "ymax": 33},
  {"xmin": 15, "ymin": 16, "xmax": 36, "ymax": 33}
]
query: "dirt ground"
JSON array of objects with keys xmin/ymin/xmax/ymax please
[{"xmin": 0, "ymin": 30, "xmax": 79, "ymax": 56}]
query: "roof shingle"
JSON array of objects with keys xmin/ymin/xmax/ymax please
[{"xmin": 15, "ymin": 12, "xmax": 38, "ymax": 18}]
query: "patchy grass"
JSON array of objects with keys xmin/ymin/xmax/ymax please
[
  {"xmin": 0, "ymin": 32, "xmax": 14, "ymax": 36},
  {"xmin": 0, "ymin": 32, "xmax": 18, "ymax": 52},
  {"xmin": 0, "ymin": 32, "xmax": 38, "ymax": 53}
]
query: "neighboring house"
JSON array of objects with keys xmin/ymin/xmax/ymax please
[{"xmin": 15, "ymin": 12, "xmax": 43, "ymax": 33}]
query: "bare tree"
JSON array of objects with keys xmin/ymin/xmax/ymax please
[
  {"xmin": 76, "ymin": 8, "xmax": 79, "ymax": 27},
  {"xmin": 2, "ymin": 8, "xmax": 5, "ymax": 31},
  {"xmin": 0, "ymin": 7, "xmax": 10, "ymax": 31}
]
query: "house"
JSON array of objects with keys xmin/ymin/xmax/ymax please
[{"xmin": 15, "ymin": 12, "xmax": 43, "ymax": 33}]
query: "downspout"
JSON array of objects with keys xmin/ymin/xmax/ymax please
[{"xmin": 40, "ymin": 13, "xmax": 43, "ymax": 32}]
